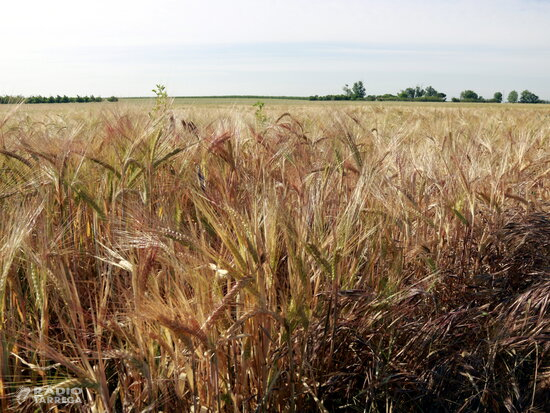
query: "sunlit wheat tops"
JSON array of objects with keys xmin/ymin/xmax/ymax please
[{"xmin": 0, "ymin": 99, "xmax": 548, "ymax": 412}]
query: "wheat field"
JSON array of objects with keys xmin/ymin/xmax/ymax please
[{"xmin": 0, "ymin": 100, "xmax": 548, "ymax": 412}]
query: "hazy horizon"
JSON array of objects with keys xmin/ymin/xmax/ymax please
[{"xmin": 2, "ymin": 0, "xmax": 550, "ymax": 100}]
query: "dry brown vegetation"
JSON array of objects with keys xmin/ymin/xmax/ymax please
[{"xmin": 0, "ymin": 100, "xmax": 548, "ymax": 412}]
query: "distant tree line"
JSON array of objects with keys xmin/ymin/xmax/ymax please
[
  {"xmin": 450, "ymin": 90, "xmax": 546, "ymax": 103},
  {"xmin": 311, "ymin": 82, "xmax": 446, "ymax": 102},
  {"xmin": 508, "ymin": 90, "xmax": 546, "ymax": 104},
  {"xmin": 310, "ymin": 82, "xmax": 547, "ymax": 104},
  {"xmin": 0, "ymin": 95, "xmax": 119, "ymax": 104},
  {"xmin": 451, "ymin": 90, "xmax": 504, "ymax": 103}
]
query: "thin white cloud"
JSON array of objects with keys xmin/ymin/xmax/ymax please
[{"xmin": 4, "ymin": 0, "xmax": 550, "ymax": 47}]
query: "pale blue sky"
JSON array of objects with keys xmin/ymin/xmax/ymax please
[{"xmin": 1, "ymin": 0, "xmax": 550, "ymax": 99}]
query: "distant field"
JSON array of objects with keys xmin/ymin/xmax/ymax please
[
  {"xmin": 0, "ymin": 101, "xmax": 548, "ymax": 412},
  {"xmin": 124, "ymin": 96, "xmax": 550, "ymax": 108},
  {"xmin": 2, "ymin": 97, "xmax": 548, "ymax": 114}
]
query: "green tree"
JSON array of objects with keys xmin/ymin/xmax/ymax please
[
  {"xmin": 460, "ymin": 90, "xmax": 479, "ymax": 101},
  {"xmin": 398, "ymin": 87, "xmax": 416, "ymax": 100},
  {"xmin": 351, "ymin": 81, "xmax": 366, "ymax": 99},
  {"xmin": 425, "ymin": 86, "xmax": 438, "ymax": 97},
  {"xmin": 342, "ymin": 84, "xmax": 352, "ymax": 98},
  {"xmin": 414, "ymin": 86, "xmax": 425, "ymax": 98},
  {"xmin": 520, "ymin": 90, "xmax": 540, "ymax": 104},
  {"xmin": 508, "ymin": 90, "xmax": 518, "ymax": 103},
  {"xmin": 396, "ymin": 86, "xmax": 445, "ymax": 101},
  {"xmin": 493, "ymin": 92, "xmax": 503, "ymax": 103}
]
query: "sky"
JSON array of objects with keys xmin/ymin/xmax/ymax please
[{"xmin": 1, "ymin": 0, "xmax": 550, "ymax": 100}]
